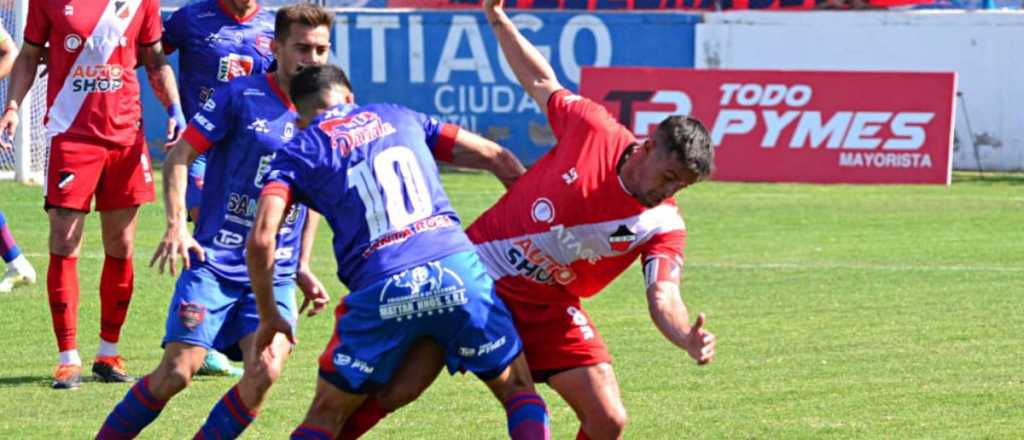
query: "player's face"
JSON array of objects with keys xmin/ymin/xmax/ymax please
[
  {"xmin": 630, "ymin": 140, "xmax": 699, "ymax": 207},
  {"xmin": 273, "ymin": 24, "xmax": 331, "ymax": 79},
  {"xmin": 297, "ymin": 85, "xmax": 355, "ymax": 128}
]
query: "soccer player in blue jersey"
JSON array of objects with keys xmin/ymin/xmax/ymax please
[
  {"xmin": 96, "ymin": 5, "xmax": 335, "ymax": 439},
  {"xmin": 164, "ymin": 0, "xmax": 276, "ymax": 378},
  {"xmin": 247, "ymin": 64, "xmax": 548, "ymax": 440}
]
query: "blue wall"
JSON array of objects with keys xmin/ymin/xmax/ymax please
[{"xmin": 144, "ymin": 9, "xmax": 698, "ymax": 163}]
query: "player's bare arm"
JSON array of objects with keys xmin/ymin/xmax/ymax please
[
  {"xmin": 0, "ymin": 28, "xmax": 18, "ymax": 80},
  {"xmin": 247, "ymin": 194, "xmax": 297, "ymax": 356},
  {"xmin": 150, "ymin": 140, "xmax": 204, "ymax": 276},
  {"xmin": 138, "ymin": 42, "xmax": 186, "ymax": 144},
  {"xmin": 645, "ymin": 260, "xmax": 716, "ymax": 366},
  {"xmin": 0, "ymin": 42, "xmax": 43, "ymax": 150},
  {"xmin": 296, "ymin": 209, "xmax": 329, "ymax": 317},
  {"xmin": 451, "ymin": 129, "xmax": 527, "ymax": 189},
  {"xmin": 483, "ymin": 0, "xmax": 561, "ymax": 115}
]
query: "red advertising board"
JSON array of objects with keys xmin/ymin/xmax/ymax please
[{"xmin": 579, "ymin": 68, "xmax": 956, "ymax": 185}]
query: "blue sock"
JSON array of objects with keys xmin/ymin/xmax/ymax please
[
  {"xmin": 0, "ymin": 209, "xmax": 21, "ymax": 263},
  {"xmin": 505, "ymin": 391, "xmax": 551, "ymax": 440},
  {"xmin": 290, "ymin": 424, "xmax": 334, "ymax": 439},
  {"xmin": 194, "ymin": 385, "xmax": 257, "ymax": 439},
  {"xmin": 96, "ymin": 376, "xmax": 167, "ymax": 439}
]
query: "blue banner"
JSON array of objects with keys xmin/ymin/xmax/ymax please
[{"xmin": 143, "ymin": 10, "xmax": 697, "ymax": 163}]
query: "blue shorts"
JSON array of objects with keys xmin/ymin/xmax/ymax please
[
  {"xmin": 318, "ymin": 251, "xmax": 522, "ymax": 393},
  {"xmin": 163, "ymin": 265, "xmax": 297, "ymax": 361},
  {"xmin": 185, "ymin": 154, "xmax": 206, "ymax": 214}
]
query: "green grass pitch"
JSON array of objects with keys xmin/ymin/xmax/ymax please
[{"xmin": 0, "ymin": 171, "xmax": 1021, "ymax": 438}]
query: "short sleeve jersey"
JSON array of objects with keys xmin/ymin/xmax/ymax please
[
  {"xmin": 262, "ymin": 103, "xmax": 470, "ymax": 291},
  {"xmin": 163, "ymin": 1, "xmax": 275, "ymax": 119},
  {"xmin": 466, "ymin": 90, "xmax": 687, "ymax": 306},
  {"xmin": 24, "ymin": 0, "xmax": 162, "ymax": 144},
  {"xmin": 180, "ymin": 74, "xmax": 306, "ymax": 285}
]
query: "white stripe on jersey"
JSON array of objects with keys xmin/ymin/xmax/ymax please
[
  {"xmin": 46, "ymin": 0, "xmax": 143, "ymax": 137},
  {"xmin": 473, "ymin": 204, "xmax": 685, "ymax": 280}
]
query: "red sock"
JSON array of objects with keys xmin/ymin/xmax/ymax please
[
  {"xmin": 576, "ymin": 427, "xmax": 592, "ymax": 440},
  {"xmin": 48, "ymin": 254, "xmax": 80, "ymax": 352},
  {"xmin": 336, "ymin": 396, "xmax": 388, "ymax": 440},
  {"xmin": 99, "ymin": 255, "xmax": 134, "ymax": 344}
]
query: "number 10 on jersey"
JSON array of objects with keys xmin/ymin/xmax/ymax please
[{"xmin": 348, "ymin": 146, "xmax": 433, "ymax": 240}]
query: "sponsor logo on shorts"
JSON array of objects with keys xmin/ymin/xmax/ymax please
[
  {"xmin": 378, "ymin": 261, "xmax": 469, "ymax": 322},
  {"xmin": 141, "ymin": 154, "xmax": 152, "ymax": 183},
  {"xmin": 333, "ymin": 353, "xmax": 375, "ymax": 374},
  {"xmin": 567, "ymin": 306, "xmax": 595, "ymax": 340},
  {"xmin": 218, "ymin": 53, "xmax": 255, "ymax": 82},
  {"xmin": 459, "ymin": 336, "xmax": 507, "ymax": 358},
  {"xmin": 70, "ymin": 64, "xmax": 125, "ymax": 93},
  {"xmin": 531, "ymin": 198, "xmax": 555, "ymax": 223},
  {"xmin": 608, "ymin": 225, "xmax": 636, "ymax": 252},
  {"xmin": 178, "ymin": 302, "xmax": 206, "ymax": 330},
  {"xmin": 505, "ymin": 239, "xmax": 576, "ymax": 285},
  {"xmin": 57, "ymin": 172, "xmax": 75, "ymax": 190}
]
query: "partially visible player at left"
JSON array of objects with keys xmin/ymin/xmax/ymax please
[
  {"xmin": 0, "ymin": 23, "xmax": 37, "ymax": 294},
  {"xmin": 163, "ymin": 0, "xmax": 276, "ymax": 379},
  {"xmin": 96, "ymin": 4, "xmax": 334, "ymax": 439},
  {"xmin": 0, "ymin": 0, "xmax": 187, "ymax": 390}
]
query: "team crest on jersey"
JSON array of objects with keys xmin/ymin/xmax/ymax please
[
  {"xmin": 317, "ymin": 112, "xmax": 396, "ymax": 156},
  {"xmin": 282, "ymin": 122, "xmax": 295, "ymax": 141},
  {"xmin": 114, "ymin": 1, "xmax": 130, "ymax": 20},
  {"xmin": 608, "ymin": 225, "xmax": 637, "ymax": 252},
  {"xmin": 531, "ymin": 198, "xmax": 555, "ymax": 223},
  {"xmin": 64, "ymin": 35, "xmax": 82, "ymax": 52},
  {"xmin": 248, "ymin": 118, "xmax": 270, "ymax": 134},
  {"xmin": 177, "ymin": 302, "xmax": 206, "ymax": 330},
  {"xmin": 218, "ymin": 54, "xmax": 255, "ymax": 82},
  {"xmin": 256, "ymin": 36, "xmax": 272, "ymax": 55}
]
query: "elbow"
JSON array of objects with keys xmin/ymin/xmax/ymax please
[{"xmin": 245, "ymin": 232, "xmax": 274, "ymax": 264}]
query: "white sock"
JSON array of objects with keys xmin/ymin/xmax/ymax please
[
  {"xmin": 98, "ymin": 339, "xmax": 118, "ymax": 357},
  {"xmin": 59, "ymin": 350, "xmax": 82, "ymax": 366}
]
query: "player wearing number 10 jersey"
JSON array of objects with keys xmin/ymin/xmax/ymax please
[{"xmin": 248, "ymin": 64, "xmax": 549, "ymax": 439}]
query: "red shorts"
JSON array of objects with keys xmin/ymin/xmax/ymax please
[
  {"xmin": 498, "ymin": 290, "xmax": 612, "ymax": 381},
  {"xmin": 45, "ymin": 133, "xmax": 155, "ymax": 212}
]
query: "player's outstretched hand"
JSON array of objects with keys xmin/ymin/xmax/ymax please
[
  {"xmin": 0, "ymin": 108, "xmax": 20, "ymax": 151},
  {"xmin": 297, "ymin": 269, "xmax": 330, "ymax": 317},
  {"xmin": 252, "ymin": 313, "xmax": 296, "ymax": 364},
  {"xmin": 150, "ymin": 224, "xmax": 206, "ymax": 276},
  {"xmin": 684, "ymin": 313, "xmax": 716, "ymax": 366}
]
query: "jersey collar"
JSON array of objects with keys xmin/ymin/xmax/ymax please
[
  {"xmin": 218, "ymin": 0, "xmax": 262, "ymax": 24},
  {"xmin": 266, "ymin": 74, "xmax": 297, "ymax": 112}
]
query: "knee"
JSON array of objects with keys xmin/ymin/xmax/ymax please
[
  {"xmin": 242, "ymin": 362, "xmax": 282, "ymax": 393},
  {"xmin": 102, "ymin": 233, "xmax": 134, "ymax": 258},
  {"xmin": 49, "ymin": 231, "xmax": 80, "ymax": 256},
  {"xmin": 583, "ymin": 407, "xmax": 629, "ymax": 440},
  {"xmin": 149, "ymin": 365, "xmax": 193, "ymax": 399},
  {"xmin": 376, "ymin": 383, "xmax": 424, "ymax": 411}
]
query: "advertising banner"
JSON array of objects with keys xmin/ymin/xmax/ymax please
[{"xmin": 580, "ymin": 67, "xmax": 956, "ymax": 184}]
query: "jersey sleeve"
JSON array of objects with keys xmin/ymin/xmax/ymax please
[
  {"xmin": 138, "ymin": 0, "xmax": 162, "ymax": 46},
  {"xmin": 412, "ymin": 109, "xmax": 459, "ymax": 163},
  {"xmin": 546, "ymin": 89, "xmax": 620, "ymax": 142},
  {"xmin": 23, "ymin": 0, "xmax": 50, "ymax": 47},
  {"xmin": 161, "ymin": 7, "xmax": 188, "ymax": 54},
  {"xmin": 181, "ymin": 85, "xmax": 234, "ymax": 154}
]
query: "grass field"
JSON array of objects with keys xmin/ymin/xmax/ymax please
[{"xmin": 0, "ymin": 172, "xmax": 1021, "ymax": 439}]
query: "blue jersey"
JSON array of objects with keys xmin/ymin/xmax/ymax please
[
  {"xmin": 181, "ymin": 74, "xmax": 305, "ymax": 285},
  {"xmin": 265, "ymin": 103, "xmax": 473, "ymax": 291},
  {"xmin": 163, "ymin": 1, "xmax": 275, "ymax": 119}
]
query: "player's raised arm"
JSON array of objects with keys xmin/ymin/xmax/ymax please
[
  {"xmin": 643, "ymin": 255, "xmax": 716, "ymax": 366},
  {"xmin": 483, "ymin": 0, "xmax": 561, "ymax": 115},
  {"xmin": 449, "ymin": 129, "xmax": 526, "ymax": 189}
]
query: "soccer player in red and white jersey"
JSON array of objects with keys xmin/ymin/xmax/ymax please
[
  {"xmin": 0, "ymin": 0, "xmax": 187, "ymax": 390},
  {"xmin": 335, "ymin": 1, "xmax": 717, "ymax": 438}
]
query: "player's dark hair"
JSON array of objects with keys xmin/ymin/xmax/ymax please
[
  {"xmin": 290, "ymin": 64, "xmax": 353, "ymax": 106},
  {"xmin": 275, "ymin": 4, "xmax": 334, "ymax": 42},
  {"xmin": 654, "ymin": 116, "xmax": 715, "ymax": 181}
]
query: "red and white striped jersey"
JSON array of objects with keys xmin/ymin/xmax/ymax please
[
  {"xmin": 24, "ymin": 0, "xmax": 161, "ymax": 145},
  {"xmin": 467, "ymin": 90, "xmax": 686, "ymax": 306}
]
